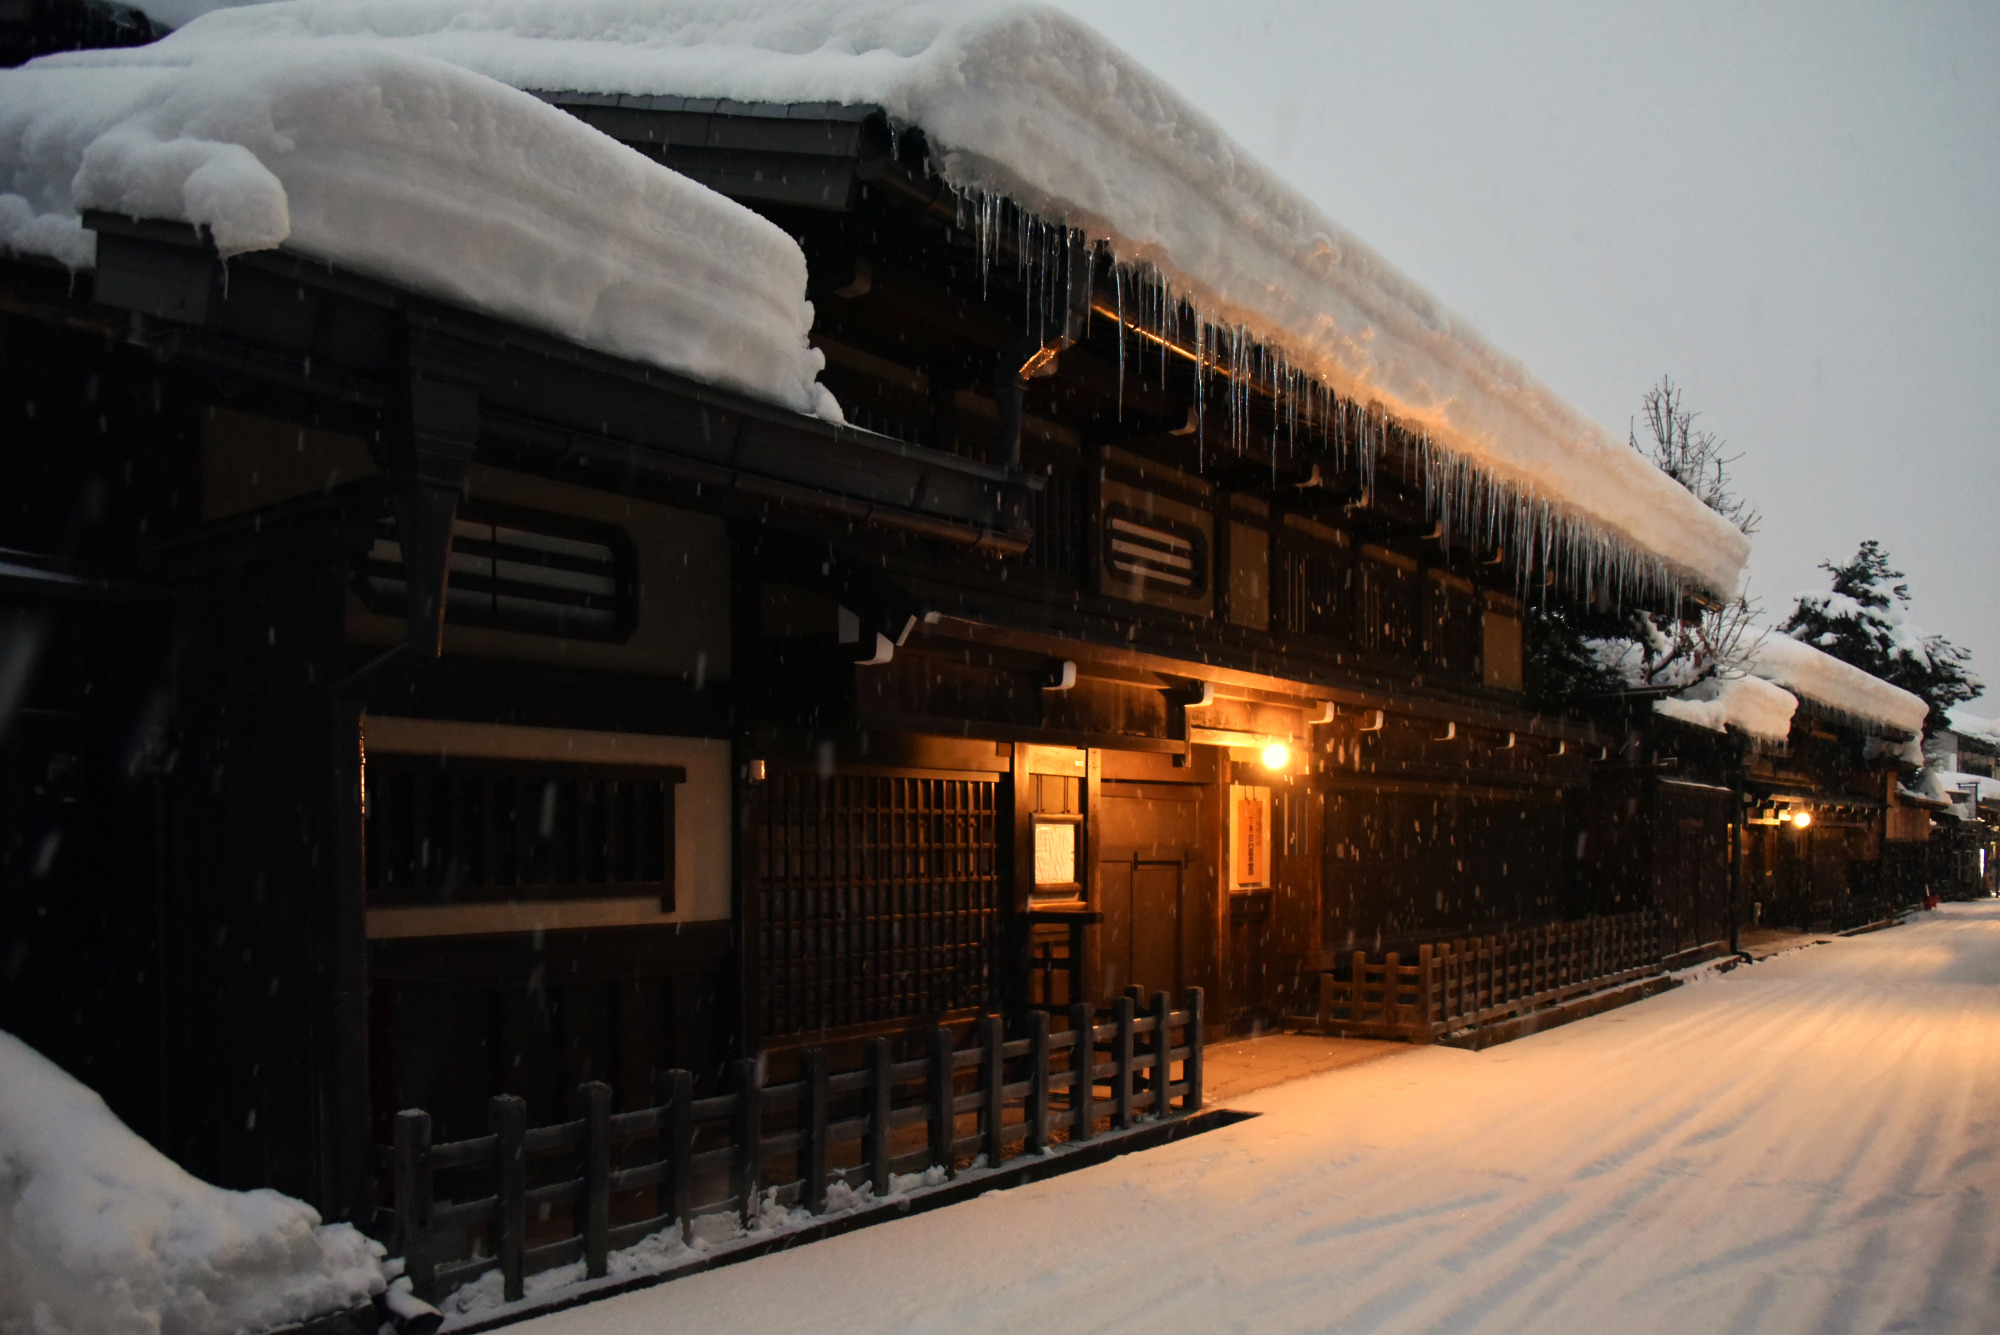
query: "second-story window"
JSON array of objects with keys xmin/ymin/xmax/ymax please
[{"xmin": 355, "ymin": 502, "xmax": 636, "ymax": 641}]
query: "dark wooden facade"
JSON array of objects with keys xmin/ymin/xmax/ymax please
[{"xmin": 1, "ymin": 96, "xmax": 1761, "ymax": 1230}]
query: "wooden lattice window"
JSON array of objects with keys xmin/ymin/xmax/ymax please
[
  {"xmin": 1027, "ymin": 469, "xmax": 1083, "ymax": 579},
  {"xmin": 364, "ymin": 754, "xmax": 683, "ymax": 908},
  {"xmin": 1357, "ymin": 556, "xmax": 1420, "ymax": 657},
  {"xmin": 1424, "ymin": 580, "xmax": 1482, "ymax": 681},
  {"xmin": 1278, "ymin": 542, "xmax": 1351, "ymax": 644},
  {"xmin": 754, "ymin": 771, "xmax": 1003, "ymax": 1036}
]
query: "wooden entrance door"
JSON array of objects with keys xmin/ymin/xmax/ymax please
[{"xmin": 1097, "ymin": 781, "xmax": 1209, "ymax": 1004}]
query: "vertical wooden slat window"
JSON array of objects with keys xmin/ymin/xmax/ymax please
[
  {"xmin": 1278, "ymin": 541, "xmax": 1352, "ymax": 645},
  {"xmin": 756, "ymin": 771, "xmax": 1003, "ymax": 1037},
  {"xmin": 1027, "ymin": 469, "xmax": 1083, "ymax": 579},
  {"xmin": 364, "ymin": 755, "xmax": 682, "ymax": 909}
]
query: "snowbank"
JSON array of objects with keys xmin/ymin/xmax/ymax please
[
  {"xmin": 0, "ymin": 43, "xmax": 838, "ymax": 419},
  {"xmin": 1653, "ymin": 672, "xmax": 1797, "ymax": 744},
  {"xmin": 1748, "ymin": 635, "xmax": 1928, "ymax": 739},
  {"xmin": 60, "ymin": 0, "xmax": 1748, "ymax": 597},
  {"xmin": 0, "ymin": 1029, "xmax": 382, "ymax": 1335}
]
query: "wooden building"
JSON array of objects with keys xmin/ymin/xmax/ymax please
[{"xmin": 0, "ymin": 8, "xmax": 1755, "ymax": 1227}]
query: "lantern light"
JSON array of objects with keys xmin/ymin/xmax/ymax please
[
  {"xmin": 1791, "ymin": 810, "xmax": 1813, "ymax": 830},
  {"xmin": 1261, "ymin": 742, "xmax": 1290, "ymax": 771}
]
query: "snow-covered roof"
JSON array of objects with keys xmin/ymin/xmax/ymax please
[
  {"xmin": 0, "ymin": 1029, "xmax": 383, "ymax": 1334},
  {"xmin": 1944, "ymin": 707, "xmax": 2000, "ymax": 748},
  {"xmin": 0, "ymin": 39, "xmax": 838, "ymax": 418},
  {"xmin": 53, "ymin": 0, "xmax": 1750, "ymax": 599},
  {"xmin": 1944, "ymin": 771, "xmax": 2000, "ymax": 805},
  {"xmin": 1748, "ymin": 635, "xmax": 1928, "ymax": 740},
  {"xmin": 1653, "ymin": 673, "xmax": 1797, "ymax": 745}
]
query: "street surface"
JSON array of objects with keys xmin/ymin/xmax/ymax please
[{"xmin": 522, "ymin": 904, "xmax": 2000, "ymax": 1334}]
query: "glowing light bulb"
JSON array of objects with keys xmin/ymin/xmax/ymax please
[
  {"xmin": 1791, "ymin": 810, "xmax": 1812, "ymax": 830},
  {"xmin": 1262, "ymin": 742, "xmax": 1290, "ymax": 770}
]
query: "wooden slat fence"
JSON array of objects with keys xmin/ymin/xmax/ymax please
[
  {"xmin": 1313, "ymin": 913, "xmax": 1661, "ymax": 1042},
  {"xmin": 386, "ymin": 990, "xmax": 1203, "ymax": 1307}
]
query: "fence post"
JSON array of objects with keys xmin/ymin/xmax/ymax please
[
  {"xmin": 392, "ymin": 1109, "xmax": 434, "ymax": 1303},
  {"xmin": 1027, "ymin": 1009, "xmax": 1051, "ymax": 1154},
  {"xmin": 981, "ymin": 1014, "xmax": 1005, "ymax": 1167},
  {"xmin": 732, "ymin": 1057, "xmax": 762, "ymax": 1228},
  {"xmin": 576, "ymin": 1081, "xmax": 611, "ymax": 1280},
  {"xmin": 659, "ymin": 1069, "xmax": 694, "ymax": 1246},
  {"xmin": 1182, "ymin": 987, "xmax": 1204, "ymax": 1113},
  {"xmin": 802, "ymin": 1048, "xmax": 829, "ymax": 1214},
  {"xmin": 1068, "ymin": 1002, "xmax": 1096, "ymax": 1142},
  {"xmin": 866, "ymin": 1037, "xmax": 892, "ymax": 1198},
  {"xmin": 928, "ymin": 1026, "xmax": 955, "ymax": 1177},
  {"xmin": 1112, "ymin": 995, "xmax": 1135, "ymax": 1130},
  {"xmin": 1148, "ymin": 992, "xmax": 1172, "ymax": 1118},
  {"xmin": 1415, "ymin": 944, "xmax": 1435, "ymax": 1044},
  {"xmin": 490, "ymin": 1094, "xmax": 527, "ymax": 1304}
]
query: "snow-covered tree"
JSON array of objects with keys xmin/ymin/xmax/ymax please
[
  {"xmin": 1780, "ymin": 540, "xmax": 1981, "ymax": 731},
  {"xmin": 1525, "ymin": 602, "xmax": 1627, "ymax": 709},
  {"xmin": 1532, "ymin": 378, "xmax": 1766, "ymax": 706}
]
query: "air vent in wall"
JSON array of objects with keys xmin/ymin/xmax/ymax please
[
  {"xmin": 1103, "ymin": 507, "xmax": 1208, "ymax": 595},
  {"xmin": 356, "ymin": 503, "xmax": 636, "ymax": 641}
]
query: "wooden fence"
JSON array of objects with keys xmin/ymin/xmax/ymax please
[
  {"xmin": 386, "ymin": 991, "xmax": 1203, "ymax": 1306},
  {"xmin": 1312, "ymin": 913, "xmax": 1661, "ymax": 1042}
]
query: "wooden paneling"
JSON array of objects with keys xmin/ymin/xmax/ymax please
[{"xmin": 1322, "ymin": 784, "xmax": 1568, "ymax": 954}]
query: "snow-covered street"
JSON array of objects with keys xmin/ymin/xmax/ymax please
[{"xmin": 521, "ymin": 905, "xmax": 2000, "ymax": 1335}]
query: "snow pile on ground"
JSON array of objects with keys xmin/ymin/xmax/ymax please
[
  {"xmin": 1653, "ymin": 671, "xmax": 1797, "ymax": 744},
  {"xmin": 0, "ymin": 42, "xmax": 838, "ymax": 419},
  {"xmin": 64, "ymin": 0, "xmax": 1747, "ymax": 597},
  {"xmin": 0, "ymin": 1030, "xmax": 383, "ymax": 1335},
  {"xmin": 1748, "ymin": 634, "xmax": 1928, "ymax": 738},
  {"xmin": 513, "ymin": 904, "xmax": 2000, "ymax": 1335}
]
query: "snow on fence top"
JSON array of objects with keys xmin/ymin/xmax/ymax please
[
  {"xmin": 0, "ymin": 1029, "xmax": 383, "ymax": 1335},
  {"xmin": 1748, "ymin": 634, "xmax": 1928, "ymax": 740},
  {"xmin": 80, "ymin": 0, "xmax": 1747, "ymax": 599},
  {"xmin": 0, "ymin": 42, "xmax": 840, "ymax": 419}
]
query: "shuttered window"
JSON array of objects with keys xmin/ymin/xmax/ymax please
[
  {"xmin": 356, "ymin": 503, "xmax": 636, "ymax": 640},
  {"xmin": 1102, "ymin": 506, "xmax": 1208, "ymax": 596}
]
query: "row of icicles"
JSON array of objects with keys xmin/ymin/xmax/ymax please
[{"xmin": 957, "ymin": 187, "xmax": 1683, "ymax": 614}]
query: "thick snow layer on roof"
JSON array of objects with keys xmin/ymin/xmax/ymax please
[
  {"xmin": 1942, "ymin": 771, "xmax": 2000, "ymax": 804},
  {"xmin": 0, "ymin": 1029, "xmax": 383, "ymax": 1335},
  {"xmin": 1653, "ymin": 673, "xmax": 1797, "ymax": 745},
  {"xmin": 1945, "ymin": 707, "xmax": 2000, "ymax": 747},
  {"xmin": 73, "ymin": 0, "xmax": 1748, "ymax": 596},
  {"xmin": 0, "ymin": 40, "xmax": 838, "ymax": 418},
  {"xmin": 1748, "ymin": 634, "xmax": 1929, "ymax": 739}
]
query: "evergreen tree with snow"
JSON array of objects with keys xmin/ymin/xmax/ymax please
[
  {"xmin": 1525, "ymin": 601, "xmax": 1629, "ymax": 710},
  {"xmin": 1780, "ymin": 540, "xmax": 1981, "ymax": 731}
]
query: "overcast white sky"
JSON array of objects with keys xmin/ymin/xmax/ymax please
[{"xmin": 1058, "ymin": 0, "xmax": 2000, "ymax": 686}]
